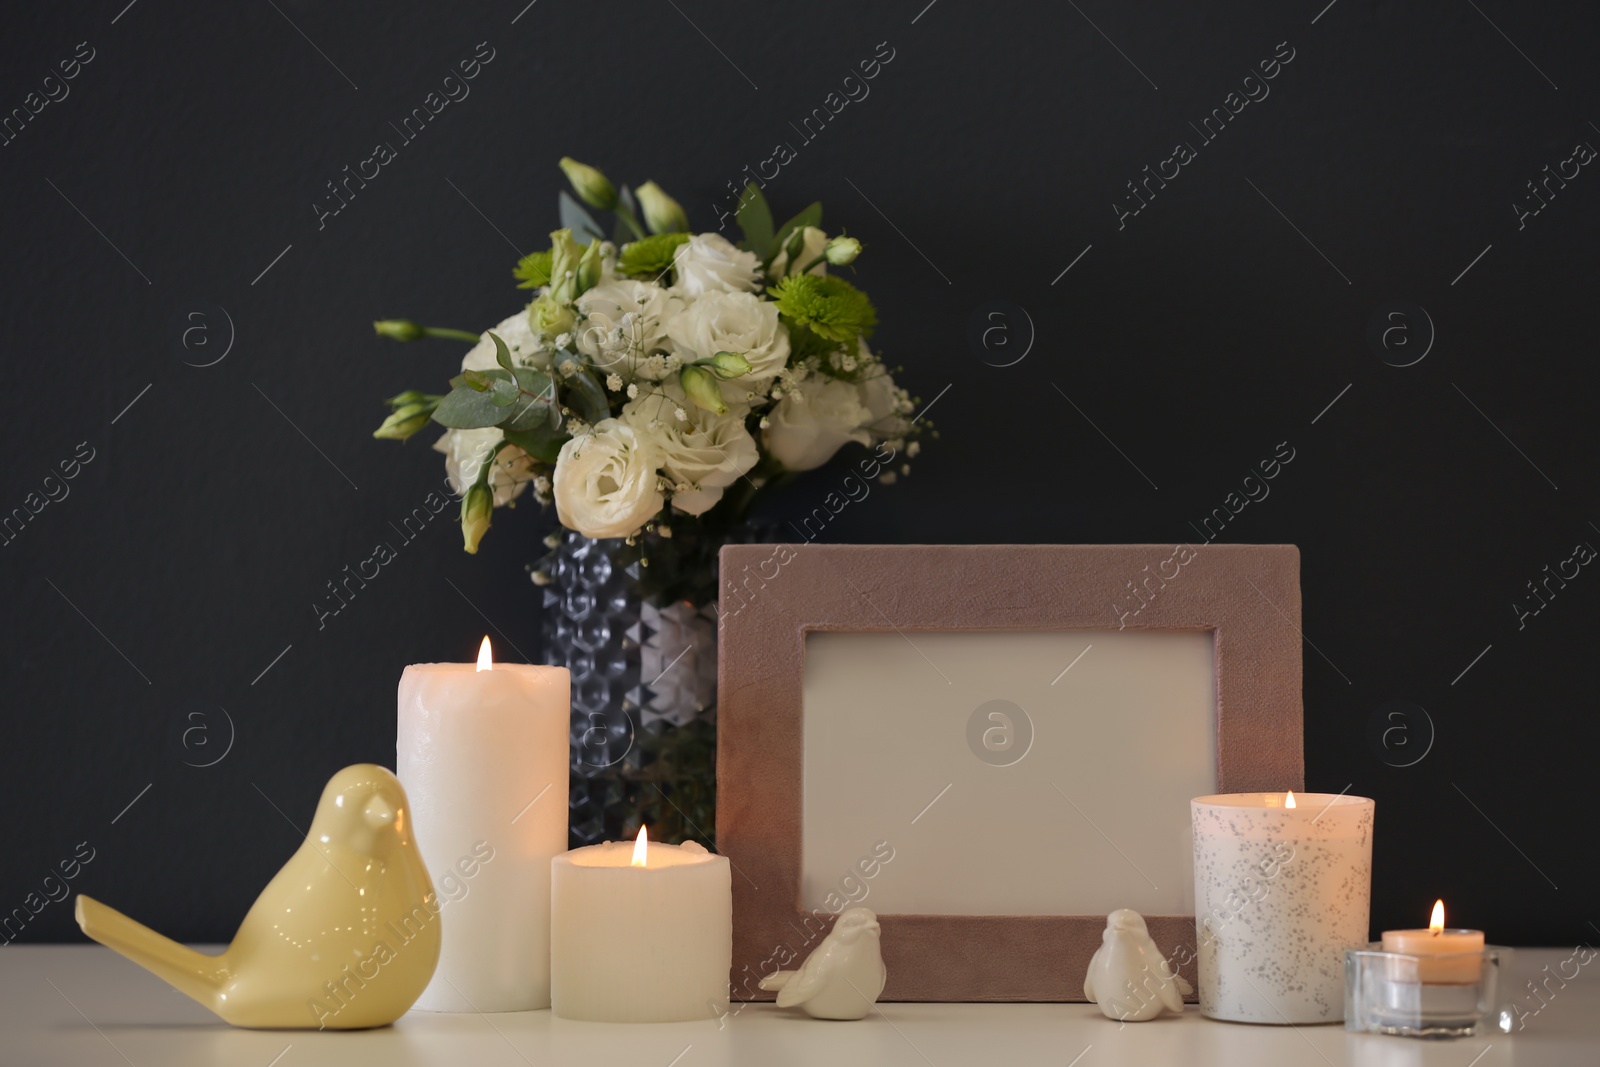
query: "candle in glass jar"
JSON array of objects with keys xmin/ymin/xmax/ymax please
[{"xmin": 1381, "ymin": 900, "xmax": 1485, "ymax": 984}]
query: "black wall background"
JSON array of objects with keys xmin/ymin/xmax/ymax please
[{"xmin": 2, "ymin": 0, "xmax": 1596, "ymax": 947}]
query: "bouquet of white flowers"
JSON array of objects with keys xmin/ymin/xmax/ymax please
[{"xmin": 374, "ymin": 158, "xmax": 926, "ymax": 577}]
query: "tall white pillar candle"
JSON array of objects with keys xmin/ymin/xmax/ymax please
[
  {"xmin": 397, "ymin": 639, "xmax": 568, "ymax": 1012},
  {"xmin": 550, "ymin": 832, "xmax": 731, "ymax": 1022},
  {"xmin": 1191, "ymin": 791, "xmax": 1374, "ymax": 1024}
]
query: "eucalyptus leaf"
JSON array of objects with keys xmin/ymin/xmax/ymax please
[
  {"xmin": 453, "ymin": 369, "xmax": 498, "ymax": 392},
  {"xmin": 553, "ymin": 352, "xmax": 611, "ymax": 425},
  {"xmin": 502, "ymin": 367, "xmax": 559, "ymax": 431},
  {"xmin": 434, "ymin": 378, "xmax": 514, "ymax": 429},
  {"xmin": 559, "ymin": 191, "xmax": 606, "ymax": 244},
  {"xmin": 503, "ymin": 397, "xmax": 555, "ymax": 432},
  {"xmin": 501, "ymin": 425, "xmax": 568, "ymax": 465},
  {"xmin": 489, "ymin": 377, "xmax": 520, "ymax": 407},
  {"xmin": 736, "ymin": 183, "xmax": 774, "ymax": 261},
  {"xmin": 512, "ymin": 365, "xmax": 555, "ymax": 399},
  {"xmin": 568, "ymin": 369, "xmax": 611, "ymax": 425},
  {"xmin": 490, "ymin": 331, "xmax": 513, "ymax": 372}
]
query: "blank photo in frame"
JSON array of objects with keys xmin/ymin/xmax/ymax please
[{"xmin": 716, "ymin": 544, "xmax": 1303, "ymax": 1002}]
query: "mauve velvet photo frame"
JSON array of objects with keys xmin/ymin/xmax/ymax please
[{"xmin": 716, "ymin": 543, "xmax": 1303, "ymax": 1002}]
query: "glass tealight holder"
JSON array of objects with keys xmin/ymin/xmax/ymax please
[{"xmin": 1344, "ymin": 945, "xmax": 1511, "ymax": 1038}]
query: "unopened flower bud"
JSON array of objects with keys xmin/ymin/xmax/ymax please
[
  {"xmin": 529, "ymin": 292, "xmax": 575, "ymax": 340},
  {"xmin": 708, "ymin": 351, "xmax": 752, "ymax": 380},
  {"xmin": 825, "ymin": 236, "xmax": 862, "ymax": 266},
  {"xmin": 575, "ymin": 238, "xmax": 604, "ymax": 295},
  {"xmin": 461, "ymin": 482, "xmax": 494, "ymax": 554},
  {"xmin": 559, "ymin": 157, "xmax": 618, "ymax": 211},
  {"xmin": 373, "ymin": 319, "xmax": 425, "ymax": 342},
  {"xmin": 636, "ymin": 181, "xmax": 689, "ymax": 234},
  {"xmin": 547, "ymin": 227, "xmax": 585, "ymax": 302},
  {"xmin": 679, "ymin": 365, "xmax": 727, "ymax": 415},
  {"xmin": 373, "ymin": 403, "xmax": 432, "ymax": 441}
]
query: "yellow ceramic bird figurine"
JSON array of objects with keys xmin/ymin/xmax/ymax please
[{"xmin": 76, "ymin": 764, "xmax": 441, "ymax": 1029}]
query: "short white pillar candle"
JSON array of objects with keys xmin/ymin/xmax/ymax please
[
  {"xmin": 1191, "ymin": 791, "xmax": 1374, "ymax": 1024},
  {"xmin": 550, "ymin": 830, "xmax": 732, "ymax": 1022}
]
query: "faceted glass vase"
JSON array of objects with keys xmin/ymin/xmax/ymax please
[{"xmin": 540, "ymin": 530, "xmax": 723, "ymax": 849}]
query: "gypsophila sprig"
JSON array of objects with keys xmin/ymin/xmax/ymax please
[
  {"xmin": 767, "ymin": 274, "xmax": 878, "ymax": 343},
  {"xmin": 371, "ymin": 159, "xmax": 925, "ymax": 552}
]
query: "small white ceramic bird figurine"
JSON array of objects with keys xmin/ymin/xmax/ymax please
[
  {"xmin": 759, "ymin": 907, "xmax": 886, "ymax": 1020},
  {"xmin": 1083, "ymin": 909, "xmax": 1192, "ymax": 1021},
  {"xmin": 76, "ymin": 764, "xmax": 440, "ymax": 1029}
]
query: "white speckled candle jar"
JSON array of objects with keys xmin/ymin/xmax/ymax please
[{"xmin": 1191, "ymin": 792, "xmax": 1374, "ymax": 1024}]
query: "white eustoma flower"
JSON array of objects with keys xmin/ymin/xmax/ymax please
[
  {"xmin": 623, "ymin": 382, "xmax": 759, "ymax": 516},
  {"xmin": 768, "ymin": 225, "xmax": 828, "ymax": 277},
  {"xmin": 665, "ymin": 290, "xmax": 790, "ymax": 404},
  {"xmin": 574, "ymin": 279, "xmax": 680, "ymax": 378},
  {"xmin": 433, "ymin": 427, "xmax": 537, "ymax": 506},
  {"xmin": 762, "ymin": 376, "xmax": 872, "ymax": 471},
  {"xmin": 552, "ymin": 419, "xmax": 665, "ymax": 539},
  {"xmin": 461, "ymin": 311, "xmax": 548, "ymax": 372},
  {"xmin": 855, "ymin": 342, "xmax": 913, "ymax": 437},
  {"xmin": 672, "ymin": 232, "xmax": 761, "ymax": 295}
]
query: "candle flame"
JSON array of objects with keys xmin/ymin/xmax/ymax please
[
  {"xmin": 1430, "ymin": 899, "xmax": 1445, "ymax": 934},
  {"xmin": 1284, "ymin": 790, "xmax": 1297, "ymax": 809},
  {"xmin": 631, "ymin": 826, "xmax": 648, "ymax": 867},
  {"xmin": 476, "ymin": 636, "xmax": 493, "ymax": 672}
]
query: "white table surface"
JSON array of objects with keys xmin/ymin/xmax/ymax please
[{"xmin": 4, "ymin": 945, "xmax": 1595, "ymax": 1066}]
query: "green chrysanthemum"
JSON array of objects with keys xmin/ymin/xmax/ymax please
[
  {"xmin": 786, "ymin": 321, "xmax": 841, "ymax": 363},
  {"xmin": 618, "ymin": 232, "xmax": 691, "ymax": 279},
  {"xmin": 767, "ymin": 274, "xmax": 877, "ymax": 343},
  {"xmin": 513, "ymin": 250, "xmax": 553, "ymax": 289}
]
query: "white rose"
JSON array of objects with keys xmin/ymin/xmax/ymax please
[
  {"xmin": 552, "ymin": 419, "xmax": 665, "ymax": 539},
  {"xmin": 461, "ymin": 311, "xmax": 548, "ymax": 373},
  {"xmin": 433, "ymin": 427, "xmax": 536, "ymax": 506},
  {"xmin": 672, "ymin": 232, "xmax": 761, "ymax": 296},
  {"xmin": 573, "ymin": 279, "xmax": 681, "ymax": 378},
  {"xmin": 623, "ymin": 382, "xmax": 759, "ymax": 516},
  {"xmin": 665, "ymin": 290, "xmax": 790, "ymax": 404},
  {"xmin": 762, "ymin": 376, "xmax": 871, "ymax": 471},
  {"xmin": 769, "ymin": 225, "xmax": 828, "ymax": 277}
]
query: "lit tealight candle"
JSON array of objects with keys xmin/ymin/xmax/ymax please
[
  {"xmin": 1381, "ymin": 900, "xmax": 1486, "ymax": 984},
  {"xmin": 550, "ymin": 826, "xmax": 732, "ymax": 1022}
]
